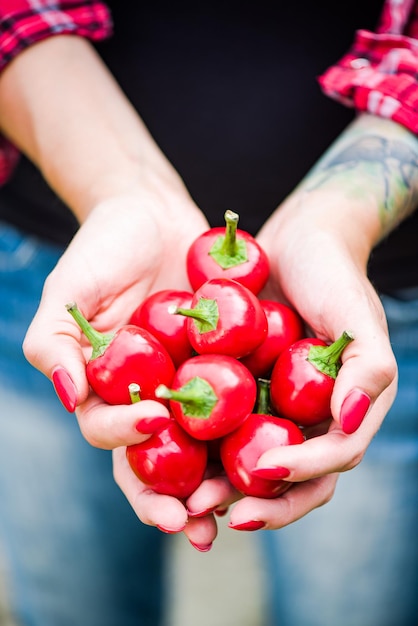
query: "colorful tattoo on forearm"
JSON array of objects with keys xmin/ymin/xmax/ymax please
[{"xmin": 303, "ymin": 129, "xmax": 418, "ymax": 236}]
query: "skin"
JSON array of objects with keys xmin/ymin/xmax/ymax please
[{"xmin": 1, "ymin": 36, "xmax": 417, "ymax": 546}]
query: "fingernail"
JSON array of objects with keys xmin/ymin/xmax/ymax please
[
  {"xmin": 189, "ymin": 540, "xmax": 213, "ymax": 553},
  {"xmin": 228, "ymin": 520, "xmax": 265, "ymax": 532},
  {"xmin": 52, "ymin": 366, "xmax": 77, "ymax": 413},
  {"xmin": 156, "ymin": 524, "xmax": 186, "ymax": 534},
  {"xmin": 135, "ymin": 416, "xmax": 171, "ymax": 434},
  {"xmin": 214, "ymin": 508, "xmax": 228, "ymax": 517},
  {"xmin": 340, "ymin": 388, "xmax": 371, "ymax": 434},
  {"xmin": 251, "ymin": 466, "xmax": 290, "ymax": 480},
  {"xmin": 187, "ymin": 505, "xmax": 218, "ymax": 518}
]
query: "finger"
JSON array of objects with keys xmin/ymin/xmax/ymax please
[
  {"xmin": 228, "ymin": 474, "xmax": 338, "ymax": 531},
  {"xmin": 254, "ymin": 379, "xmax": 396, "ymax": 481},
  {"xmin": 330, "ymin": 321, "xmax": 398, "ymax": 434},
  {"xmin": 23, "ymin": 305, "xmax": 90, "ymax": 406},
  {"xmin": 113, "ymin": 447, "xmax": 220, "ymax": 548},
  {"xmin": 113, "ymin": 447, "xmax": 189, "ymax": 532},
  {"xmin": 186, "ymin": 474, "xmax": 242, "ymax": 518},
  {"xmin": 182, "ymin": 515, "xmax": 219, "ymax": 552},
  {"xmin": 75, "ymin": 398, "xmax": 171, "ymax": 449}
]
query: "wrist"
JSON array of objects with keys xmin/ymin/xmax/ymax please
[
  {"xmin": 267, "ymin": 113, "xmax": 418, "ymax": 263},
  {"xmin": 0, "ymin": 35, "xmax": 190, "ymax": 223},
  {"xmin": 74, "ymin": 155, "xmax": 190, "ymax": 223},
  {"xmin": 267, "ymin": 188, "xmax": 378, "ymax": 269}
]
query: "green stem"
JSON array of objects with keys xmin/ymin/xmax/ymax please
[
  {"xmin": 175, "ymin": 307, "xmax": 211, "ymax": 323},
  {"xmin": 129, "ymin": 383, "xmax": 141, "ymax": 404},
  {"xmin": 156, "ymin": 386, "xmax": 202, "ymax": 404},
  {"xmin": 172, "ymin": 298, "xmax": 219, "ymax": 333},
  {"xmin": 155, "ymin": 377, "xmax": 218, "ymax": 418},
  {"xmin": 307, "ymin": 330, "xmax": 355, "ymax": 379},
  {"xmin": 220, "ymin": 210, "xmax": 239, "ymax": 257},
  {"xmin": 255, "ymin": 378, "xmax": 272, "ymax": 415},
  {"xmin": 208, "ymin": 210, "xmax": 248, "ymax": 269},
  {"xmin": 65, "ymin": 302, "xmax": 115, "ymax": 359}
]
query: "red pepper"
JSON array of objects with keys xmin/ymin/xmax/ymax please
[
  {"xmin": 186, "ymin": 210, "xmax": 270, "ymax": 295},
  {"xmin": 241, "ymin": 300, "xmax": 305, "ymax": 379},
  {"xmin": 156, "ymin": 353, "xmax": 257, "ymax": 440},
  {"xmin": 129, "ymin": 289, "xmax": 194, "ymax": 368},
  {"xmin": 270, "ymin": 330, "xmax": 355, "ymax": 426},
  {"xmin": 220, "ymin": 379, "xmax": 305, "ymax": 498},
  {"xmin": 66, "ymin": 302, "xmax": 176, "ymax": 405},
  {"xmin": 172, "ymin": 278, "xmax": 268, "ymax": 359},
  {"xmin": 126, "ymin": 384, "xmax": 208, "ymax": 499}
]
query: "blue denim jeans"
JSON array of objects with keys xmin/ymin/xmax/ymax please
[
  {"xmin": 0, "ymin": 222, "xmax": 167, "ymax": 626},
  {"xmin": 258, "ymin": 290, "xmax": 418, "ymax": 626}
]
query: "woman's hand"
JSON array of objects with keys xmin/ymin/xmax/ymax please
[
  {"xmin": 222, "ymin": 116, "xmax": 411, "ymax": 531},
  {"xmin": 23, "ymin": 189, "xmax": 208, "ymax": 402},
  {"xmin": 7, "ymin": 36, "xmax": 240, "ymax": 547},
  {"xmin": 22, "ymin": 189, "xmax": 239, "ymax": 547},
  {"xmin": 223, "ymin": 202, "xmax": 398, "ymax": 531}
]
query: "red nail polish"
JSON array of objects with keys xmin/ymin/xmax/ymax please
[
  {"xmin": 228, "ymin": 520, "xmax": 265, "ymax": 532},
  {"xmin": 52, "ymin": 366, "xmax": 77, "ymax": 413},
  {"xmin": 251, "ymin": 466, "xmax": 290, "ymax": 480},
  {"xmin": 340, "ymin": 388, "xmax": 371, "ymax": 434},
  {"xmin": 189, "ymin": 540, "xmax": 213, "ymax": 553},
  {"xmin": 156, "ymin": 524, "xmax": 186, "ymax": 534},
  {"xmin": 187, "ymin": 505, "xmax": 218, "ymax": 518},
  {"xmin": 135, "ymin": 416, "xmax": 171, "ymax": 434}
]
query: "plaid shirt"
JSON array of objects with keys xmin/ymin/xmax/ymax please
[
  {"xmin": 1, "ymin": 1, "xmax": 418, "ymax": 186},
  {"xmin": 319, "ymin": 0, "xmax": 418, "ymax": 134}
]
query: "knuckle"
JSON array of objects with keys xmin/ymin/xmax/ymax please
[
  {"xmin": 77, "ymin": 421, "xmax": 105, "ymax": 449},
  {"xmin": 318, "ymin": 476, "xmax": 337, "ymax": 507},
  {"xmin": 342, "ymin": 448, "xmax": 365, "ymax": 472},
  {"xmin": 112, "ymin": 458, "xmax": 122, "ymax": 486},
  {"xmin": 379, "ymin": 357, "xmax": 398, "ymax": 390},
  {"xmin": 22, "ymin": 331, "xmax": 39, "ymax": 366}
]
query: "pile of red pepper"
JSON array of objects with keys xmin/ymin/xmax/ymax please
[{"xmin": 67, "ymin": 210, "xmax": 354, "ymax": 501}]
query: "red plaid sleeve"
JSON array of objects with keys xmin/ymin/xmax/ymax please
[
  {"xmin": 0, "ymin": 1, "xmax": 112, "ymax": 72},
  {"xmin": 0, "ymin": 1, "xmax": 112, "ymax": 185},
  {"xmin": 319, "ymin": 0, "xmax": 418, "ymax": 134}
]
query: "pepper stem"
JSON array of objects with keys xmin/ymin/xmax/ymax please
[
  {"xmin": 155, "ymin": 377, "xmax": 218, "ymax": 418},
  {"xmin": 221, "ymin": 210, "xmax": 239, "ymax": 257},
  {"xmin": 171, "ymin": 298, "xmax": 219, "ymax": 333},
  {"xmin": 255, "ymin": 378, "xmax": 272, "ymax": 415},
  {"xmin": 208, "ymin": 210, "xmax": 248, "ymax": 269},
  {"xmin": 65, "ymin": 302, "xmax": 115, "ymax": 360},
  {"xmin": 129, "ymin": 383, "xmax": 141, "ymax": 404},
  {"xmin": 307, "ymin": 330, "xmax": 355, "ymax": 379}
]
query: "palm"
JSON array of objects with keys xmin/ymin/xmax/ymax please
[{"xmin": 63, "ymin": 196, "xmax": 207, "ymax": 327}]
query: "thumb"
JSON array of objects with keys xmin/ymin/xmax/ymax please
[{"xmin": 331, "ymin": 323, "xmax": 398, "ymax": 435}]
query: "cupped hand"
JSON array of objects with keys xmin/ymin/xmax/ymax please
[
  {"xmin": 23, "ymin": 189, "xmax": 208, "ymax": 403},
  {"xmin": 22, "ymin": 188, "xmax": 242, "ymax": 546},
  {"xmin": 113, "ymin": 445, "xmax": 241, "ymax": 549},
  {"xmin": 221, "ymin": 193, "xmax": 399, "ymax": 531}
]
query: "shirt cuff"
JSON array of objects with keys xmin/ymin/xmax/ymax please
[
  {"xmin": 0, "ymin": 1, "xmax": 113, "ymax": 73},
  {"xmin": 318, "ymin": 29, "xmax": 418, "ymax": 135}
]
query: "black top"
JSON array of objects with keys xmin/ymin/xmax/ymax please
[{"xmin": 0, "ymin": 0, "xmax": 416, "ymax": 293}]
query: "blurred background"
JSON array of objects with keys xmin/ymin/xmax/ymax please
[
  {"xmin": 165, "ymin": 516, "xmax": 267, "ymax": 626},
  {"xmin": 0, "ymin": 521, "xmax": 267, "ymax": 626}
]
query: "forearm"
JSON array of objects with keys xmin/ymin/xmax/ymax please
[
  {"xmin": 0, "ymin": 35, "xmax": 185, "ymax": 222},
  {"xmin": 267, "ymin": 114, "xmax": 418, "ymax": 269}
]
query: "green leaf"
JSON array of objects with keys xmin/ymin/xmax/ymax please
[
  {"xmin": 192, "ymin": 298, "xmax": 219, "ymax": 333},
  {"xmin": 175, "ymin": 298, "xmax": 219, "ymax": 334},
  {"xmin": 209, "ymin": 235, "xmax": 248, "ymax": 269}
]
